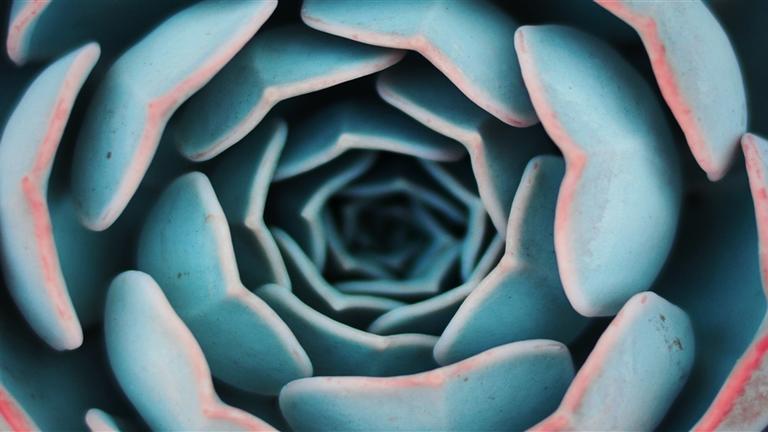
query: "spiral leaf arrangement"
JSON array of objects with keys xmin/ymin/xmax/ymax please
[{"xmin": 1, "ymin": 1, "xmax": 767, "ymax": 431}]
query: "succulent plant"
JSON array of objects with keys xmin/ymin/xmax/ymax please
[{"xmin": 0, "ymin": 0, "xmax": 767, "ymax": 431}]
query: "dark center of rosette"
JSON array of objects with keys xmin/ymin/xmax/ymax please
[
  {"xmin": 266, "ymin": 150, "xmax": 492, "ymax": 322},
  {"xmin": 263, "ymin": 95, "xmax": 496, "ymax": 329},
  {"xmin": 323, "ymin": 154, "xmax": 468, "ymax": 292}
]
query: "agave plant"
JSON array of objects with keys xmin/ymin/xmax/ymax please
[{"xmin": 0, "ymin": 0, "xmax": 767, "ymax": 431}]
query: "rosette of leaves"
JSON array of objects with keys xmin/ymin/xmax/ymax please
[{"xmin": 1, "ymin": 1, "xmax": 767, "ymax": 431}]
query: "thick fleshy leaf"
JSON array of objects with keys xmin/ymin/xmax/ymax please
[
  {"xmin": 137, "ymin": 172, "xmax": 311, "ymax": 395},
  {"xmin": 215, "ymin": 386, "xmax": 290, "ymax": 432},
  {"xmin": 0, "ymin": 385, "xmax": 37, "ymax": 431},
  {"xmin": 257, "ymin": 284, "xmax": 437, "ymax": 376},
  {"xmin": 367, "ymin": 235, "xmax": 503, "ymax": 336},
  {"xmin": 5, "ymin": 0, "xmax": 50, "ymax": 65},
  {"xmin": 274, "ymin": 100, "xmax": 463, "ymax": 181},
  {"xmin": 515, "ymin": 25, "xmax": 682, "ymax": 317},
  {"xmin": 274, "ymin": 228, "xmax": 404, "ymax": 328},
  {"xmin": 173, "ymin": 24, "xmax": 405, "ymax": 161},
  {"xmin": 597, "ymin": 0, "xmax": 747, "ymax": 181},
  {"xmin": 435, "ymin": 156, "xmax": 588, "ymax": 365},
  {"xmin": 49, "ymin": 125, "xmax": 191, "ymax": 334},
  {"xmin": 740, "ymin": 134, "xmax": 768, "ymax": 295},
  {"xmin": 301, "ymin": 0, "xmax": 536, "ymax": 127},
  {"xmin": 694, "ymin": 319, "xmax": 768, "ymax": 431},
  {"xmin": 710, "ymin": 0, "xmax": 767, "ymax": 138},
  {"xmin": 104, "ymin": 271, "xmax": 276, "ymax": 431},
  {"xmin": 48, "ymin": 191, "xmax": 127, "ymax": 329},
  {"xmin": 513, "ymin": 0, "xmax": 638, "ymax": 44},
  {"xmin": 692, "ymin": 133, "xmax": 768, "ymax": 431},
  {"xmin": 339, "ymin": 158, "xmax": 467, "ymax": 226},
  {"xmin": 377, "ymin": 60, "xmax": 549, "ymax": 234},
  {"xmin": 0, "ymin": 283, "xmax": 131, "ymax": 431},
  {"xmin": 534, "ymin": 292, "xmax": 694, "ymax": 431},
  {"xmin": 210, "ymin": 117, "xmax": 290, "ymax": 289},
  {"xmin": 0, "ymin": 43, "xmax": 99, "ymax": 350},
  {"xmin": 71, "ymin": 0, "xmax": 276, "ymax": 231},
  {"xmin": 420, "ymin": 160, "xmax": 491, "ymax": 281},
  {"xmin": 653, "ymin": 165, "xmax": 766, "ymax": 430},
  {"xmin": 340, "ymin": 178, "xmax": 464, "ymax": 226},
  {"xmin": 84, "ymin": 409, "xmax": 122, "ymax": 432},
  {"xmin": 5, "ymin": 0, "xmax": 186, "ymax": 65},
  {"xmin": 270, "ymin": 152, "xmax": 376, "ymax": 269},
  {"xmin": 336, "ymin": 243, "xmax": 459, "ymax": 300},
  {"xmin": 280, "ymin": 340, "xmax": 573, "ymax": 431}
]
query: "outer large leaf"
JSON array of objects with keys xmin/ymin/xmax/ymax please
[
  {"xmin": 692, "ymin": 134, "xmax": 768, "ymax": 431},
  {"xmin": 377, "ymin": 60, "xmax": 549, "ymax": 234},
  {"xmin": 515, "ymin": 25, "xmax": 681, "ymax": 317},
  {"xmin": 280, "ymin": 340, "xmax": 573, "ymax": 431},
  {"xmin": 257, "ymin": 284, "xmax": 437, "ymax": 377},
  {"xmin": 435, "ymin": 156, "xmax": 588, "ymax": 365},
  {"xmin": 173, "ymin": 24, "xmax": 405, "ymax": 161},
  {"xmin": 138, "ymin": 172, "xmax": 311, "ymax": 395},
  {"xmin": 534, "ymin": 292, "xmax": 693, "ymax": 431},
  {"xmin": 0, "ymin": 43, "xmax": 99, "ymax": 350},
  {"xmin": 597, "ymin": 0, "xmax": 747, "ymax": 181},
  {"xmin": 71, "ymin": 0, "xmax": 276, "ymax": 231},
  {"xmin": 301, "ymin": 0, "xmax": 537, "ymax": 127},
  {"xmin": 104, "ymin": 271, "xmax": 276, "ymax": 430}
]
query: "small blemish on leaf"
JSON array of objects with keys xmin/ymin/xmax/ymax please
[
  {"xmin": 106, "ymin": 151, "xmax": 111, "ymax": 159},
  {"xmin": 672, "ymin": 337, "xmax": 683, "ymax": 350}
]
